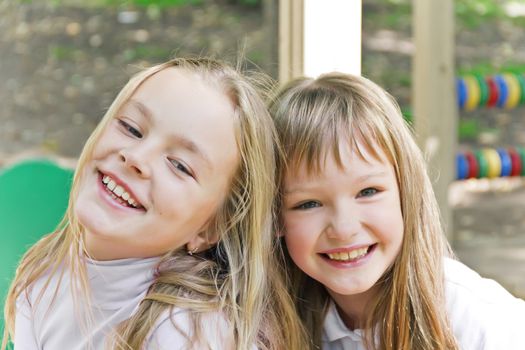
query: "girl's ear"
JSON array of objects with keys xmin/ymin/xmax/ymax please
[{"xmin": 186, "ymin": 230, "xmax": 220, "ymax": 254}]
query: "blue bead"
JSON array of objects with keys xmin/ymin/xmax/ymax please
[
  {"xmin": 497, "ymin": 148, "xmax": 512, "ymax": 177},
  {"xmin": 456, "ymin": 153, "xmax": 469, "ymax": 180},
  {"xmin": 494, "ymin": 75, "xmax": 509, "ymax": 108},
  {"xmin": 457, "ymin": 78, "xmax": 467, "ymax": 109}
]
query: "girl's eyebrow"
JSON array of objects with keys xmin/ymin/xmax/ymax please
[
  {"xmin": 125, "ymin": 99, "xmax": 213, "ymax": 171},
  {"xmin": 170, "ymin": 134, "xmax": 213, "ymax": 171},
  {"xmin": 284, "ymin": 170, "xmax": 389, "ymax": 195},
  {"xmin": 127, "ymin": 99, "xmax": 153, "ymax": 122},
  {"xmin": 356, "ymin": 171, "xmax": 388, "ymax": 182}
]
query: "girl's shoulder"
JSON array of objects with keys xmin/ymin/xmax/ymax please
[
  {"xmin": 444, "ymin": 257, "xmax": 525, "ymax": 349},
  {"xmin": 144, "ymin": 307, "xmax": 235, "ymax": 350},
  {"xmin": 16, "ymin": 262, "xmax": 66, "ymax": 310},
  {"xmin": 444, "ymin": 257, "xmax": 524, "ymax": 305}
]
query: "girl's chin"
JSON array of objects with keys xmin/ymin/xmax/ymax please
[
  {"xmin": 328, "ymin": 287, "xmax": 373, "ymax": 297},
  {"xmin": 74, "ymin": 202, "xmax": 112, "ymax": 238},
  {"xmin": 327, "ymin": 282, "xmax": 380, "ymax": 299}
]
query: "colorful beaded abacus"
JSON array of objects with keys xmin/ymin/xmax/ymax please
[
  {"xmin": 457, "ymin": 73, "xmax": 525, "ymax": 111},
  {"xmin": 456, "ymin": 147, "xmax": 525, "ymax": 180}
]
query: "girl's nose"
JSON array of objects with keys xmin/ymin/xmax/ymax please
[
  {"xmin": 325, "ymin": 206, "xmax": 360, "ymax": 241},
  {"xmin": 119, "ymin": 146, "xmax": 152, "ymax": 178}
]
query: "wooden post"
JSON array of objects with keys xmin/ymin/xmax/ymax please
[
  {"xmin": 279, "ymin": 0, "xmax": 304, "ymax": 82},
  {"xmin": 412, "ymin": 0, "xmax": 456, "ymax": 238},
  {"xmin": 262, "ymin": 0, "xmax": 279, "ymax": 79}
]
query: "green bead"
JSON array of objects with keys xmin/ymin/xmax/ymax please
[
  {"xmin": 475, "ymin": 74, "xmax": 489, "ymax": 106},
  {"xmin": 475, "ymin": 149, "xmax": 488, "ymax": 178}
]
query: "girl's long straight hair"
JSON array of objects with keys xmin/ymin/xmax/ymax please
[
  {"xmin": 269, "ymin": 72, "xmax": 459, "ymax": 350},
  {"xmin": 3, "ymin": 57, "xmax": 308, "ymax": 350}
]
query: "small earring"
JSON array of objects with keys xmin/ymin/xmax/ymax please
[{"xmin": 187, "ymin": 247, "xmax": 198, "ymax": 256}]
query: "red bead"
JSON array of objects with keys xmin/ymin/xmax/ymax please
[
  {"xmin": 507, "ymin": 147, "xmax": 522, "ymax": 176},
  {"xmin": 486, "ymin": 76, "xmax": 500, "ymax": 108},
  {"xmin": 464, "ymin": 151, "xmax": 479, "ymax": 178}
]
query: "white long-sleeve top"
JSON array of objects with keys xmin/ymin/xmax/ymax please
[
  {"xmin": 322, "ymin": 258, "xmax": 525, "ymax": 350},
  {"xmin": 14, "ymin": 256, "xmax": 233, "ymax": 350}
]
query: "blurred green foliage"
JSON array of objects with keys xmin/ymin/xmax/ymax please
[
  {"xmin": 122, "ymin": 45, "xmax": 173, "ymax": 61},
  {"xmin": 49, "ymin": 45, "xmax": 77, "ymax": 61},
  {"xmin": 238, "ymin": 0, "xmax": 259, "ymax": 5},
  {"xmin": 401, "ymin": 108, "xmax": 413, "ymax": 125},
  {"xmin": 15, "ymin": 0, "xmax": 261, "ymax": 8},
  {"xmin": 459, "ymin": 119, "xmax": 480, "ymax": 141},
  {"xmin": 43, "ymin": 0, "xmax": 204, "ymax": 7},
  {"xmin": 455, "ymin": 0, "xmax": 507, "ymax": 28},
  {"xmin": 370, "ymin": 0, "xmax": 525, "ymax": 30},
  {"xmin": 458, "ymin": 62, "xmax": 525, "ymax": 76},
  {"xmin": 105, "ymin": 0, "xmax": 203, "ymax": 7},
  {"xmin": 22, "ymin": 0, "xmax": 261, "ymax": 7}
]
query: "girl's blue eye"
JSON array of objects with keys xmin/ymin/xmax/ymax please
[
  {"xmin": 293, "ymin": 201, "xmax": 321, "ymax": 210},
  {"xmin": 359, "ymin": 187, "xmax": 378, "ymax": 197},
  {"xmin": 119, "ymin": 120, "xmax": 143, "ymax": 138},
  {"xmin": 170, "ymin": 159, "xmax": 193, "ymax": 178}
]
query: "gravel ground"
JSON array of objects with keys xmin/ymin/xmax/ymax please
[{"xmin": 0, "ymin": 1, "xmax": 271, "ymax": 160}]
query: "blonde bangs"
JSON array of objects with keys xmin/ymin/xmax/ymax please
[{"xmin": 273, "ymin": 76, "xmax": 398, "ymax": 181}]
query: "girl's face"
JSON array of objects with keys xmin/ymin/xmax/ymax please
[
  {"xmin": 282, "ymin": 140, "xmax": 404, "ymax": 301},
  {"xmin": 75, "ymin": 68, "xmax": 239, "ymax": 260}
]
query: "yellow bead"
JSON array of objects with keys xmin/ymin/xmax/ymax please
[
  {"xmin": 464, "ymin": 75, "xmax": 480, "ymax": 111},
  {"xmin": 482, "ymin": 148, "xmax": 501, "ymax": 178},
  {"xmin": 503, "ymin": 73, "xmax": 521, "ymax": 109}
]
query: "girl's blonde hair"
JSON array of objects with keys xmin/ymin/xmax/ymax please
[
  {"xmin": 3, "ymin": 57, "xmax": 308, "ymax": 350},
  {"xmin": 269, "ymin": 72, "xmax": 459, "ymax": 350}
]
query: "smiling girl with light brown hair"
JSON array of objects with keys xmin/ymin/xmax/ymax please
[{"xmin": 270, "ymin": 72, "xmax": 525, "ymax": 350}]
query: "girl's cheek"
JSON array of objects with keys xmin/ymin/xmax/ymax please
[
  {"xmin": 285, "ymin": 210, "xmax": 323, "ymax": 233},
  {"xmin": 284, "ymin": 229, "xmax": 311, "ymax": 258},
  {"xmin": 282, "ymin": 215, "xmax": 303, "ymax": 235},
  {"xmin": 284, "ymin": 221, "xmax": 315, "ymax": 251}
]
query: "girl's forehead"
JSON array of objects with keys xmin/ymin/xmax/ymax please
[
  {"xmin": 287, "ymin": 135, "xmax": 390, "ymax": 176},
  {"xmin": 283, "ymin": 150, "xmax": 396, "ymax": 197}
]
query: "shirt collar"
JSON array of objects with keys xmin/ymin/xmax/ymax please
[
  {"xmin": 86, "ymin": 256, "xmax": 161, "ymax": 310},
  {"xmin": 323, "ymin": 300, "xmax": 364, "ymax": 343}
]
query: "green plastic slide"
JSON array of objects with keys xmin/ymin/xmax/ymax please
[{"xmin": 0, "ymin": 159, "xmax": 73, "ymax": 340}]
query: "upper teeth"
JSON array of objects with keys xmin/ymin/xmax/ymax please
[
  {"xmin": 327, "ymin": 247, "xmax": 369, "ymax": 261},
  {"xmin": 102, "ymin": 175, "xmax": 139, "ymax": 207}
]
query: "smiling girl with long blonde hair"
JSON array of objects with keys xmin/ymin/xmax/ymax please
[{"xmin": 3, "ymin": 57, "xmax": 307, "ymax": 350}]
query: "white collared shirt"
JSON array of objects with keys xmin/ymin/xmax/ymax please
[
  {"xmin": 14, "ymin": 256, "xmax": 238, "ymax": 350},
  {"xmin": 322, "ymin": 258, "xmax": 525, "ymax": 350},
  {"xmin": 323, "ymin": 301, "xmax": 367, "ymax": 350}
]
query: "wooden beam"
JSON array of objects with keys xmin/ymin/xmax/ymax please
[
  {"xmin": 262, "ymin": 0, "xmax": 279, "ymax": 79},
  {"xmin": 412, "ymin": 0, "xmax": 456, "ymax": 238},
  {"xmin": 279, "ymin": 0, "xmax": 304, "ymax": 82}
]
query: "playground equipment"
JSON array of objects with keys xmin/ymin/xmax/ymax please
[
  {"xmin": 457, "ymin": 73, "xmax": 525, "ymax": 111},
  {"xmin": 456, "ymin": 147, "xmax": 525, "ymax": 180},
  {"xmin": 456, "ymin": 72, "xmax": 525, "ymax": 180},
  {"xmin": 0, "ymin": 159, "xmax": 73, "ymax": 335}
]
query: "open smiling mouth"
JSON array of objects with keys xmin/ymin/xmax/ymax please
[
  {"xmin": 322, "ymin": 244, "xmax": 377, "ymax": 263},
  {"xmin": 99, "ymin": 173, "xmax": 145, "ymax": 210}
]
